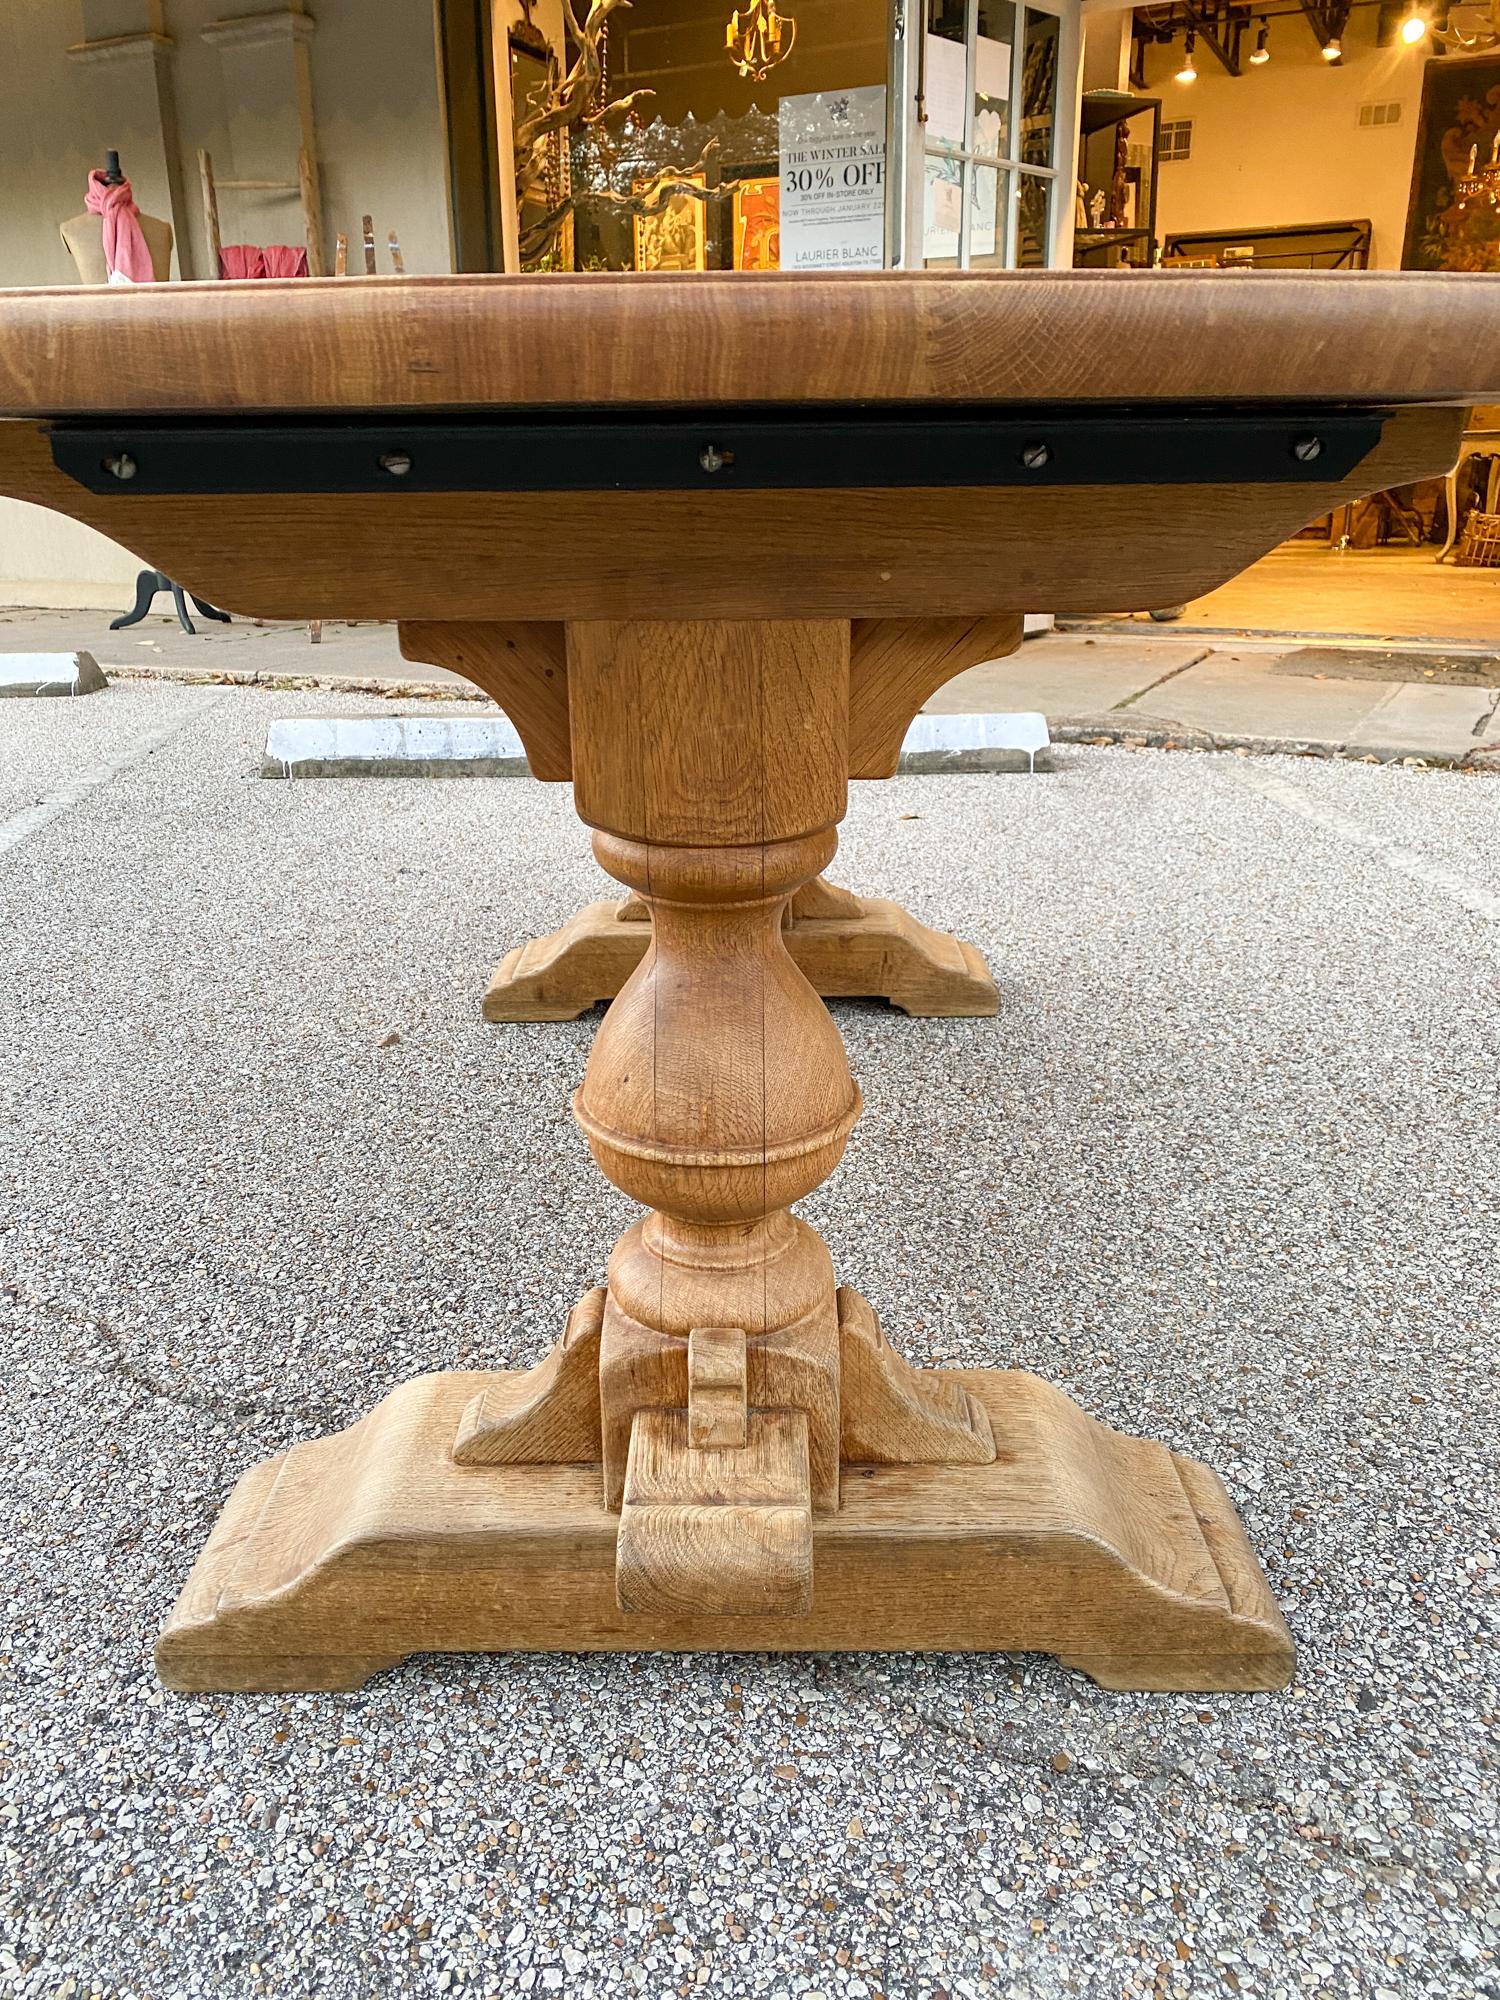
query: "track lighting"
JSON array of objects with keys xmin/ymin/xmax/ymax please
[
  {"xmin": 1176, "ymin": 28, "xmax": 1198, "ymax": 80},
  {"xmin": 1250, "ymin": 17, "xmax": 1270, "ymax": 61}
]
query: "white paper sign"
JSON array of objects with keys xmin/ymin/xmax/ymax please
[
  {"xmin": 924, "ymin": 37, "xmax": 967, "ymax": 151},
  {"xmin": 778, "ymin": 87, "xmax": 887, "ymax": 272}
]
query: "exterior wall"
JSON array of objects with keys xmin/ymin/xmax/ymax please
[{"xmin": 0, "ymin": 0, "xmax": 452, "ymax": 606}]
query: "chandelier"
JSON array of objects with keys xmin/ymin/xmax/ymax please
[
  {"xmin": 1456, "ymin": 132, "xmax": 1500, "ymax": 207},
  {"xmin": 725, "ymin": 0, "xmax": 796, "ymax": 80}
]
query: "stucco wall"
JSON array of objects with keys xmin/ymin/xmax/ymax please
[{"xmin": 0, "ymin": 1, "xmax": 452, "ymax": 605}]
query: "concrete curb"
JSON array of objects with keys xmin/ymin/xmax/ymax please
[
  {"xmin": 262, "ymin": 713, "xmax": 529, "ymax": 777},
  {"xmin": 112, "ymin": 662, "xmax": 472, "ymax": 702},
  {"xmin": 1054, "ymin": 712, "xmax": 1500, "ymax": 772},
  {"xmin": 262, "ymin": 711, "xmax": 1056, "ymax": 779},
  {"xmin": 109, "ymin": 662, "xmax": 1500, "ymax": 775},
  {"xmin": 1057, "ymin": 619, "xmax": 1500, "ymax": 656},
  {"xmin": 0, "ymin": 650, "xmax": 107, "ymax": 697}
]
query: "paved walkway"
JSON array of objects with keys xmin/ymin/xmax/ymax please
[
  {"xmin": 4, "ymin": 602, "xmax": 1498, "ymax": 766},
  {"xmin": 934, "ymin": 634, "xmax": 1500, "ymax": 766}
]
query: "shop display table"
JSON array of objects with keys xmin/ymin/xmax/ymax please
[{"xmin": 2, "ymin": 269, "xmax": 1495, "ymax": 1693}]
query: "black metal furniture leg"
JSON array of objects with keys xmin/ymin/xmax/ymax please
[
  {"xmin": 189, "ymin": 596, "xmax": 232, "ymax": 624},
  {"xmin": 110, "ymin": 567, "xmax": 167, "ymax": 631},
  {"xmin": 168, "ymin": 583, "xmax": 197, "ymax": 636}
]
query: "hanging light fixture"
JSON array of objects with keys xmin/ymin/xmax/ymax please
[
  {"xmin": 1250, "ymin": 16, "xmax": 1271, "ymax": 60},
  {"xmin": 725, "ymin": 0, "xmax": 796, "ymax": 81},
  {"xmin": 1321, "ymin": 29, "xmax": 1342, "ymax": 57},
  {"xmin": 1399, "ymin": 3, "xmax": 1429, "ymax": 41},
  {"xmin": 1175, "ymin": 27, "xmax": 1198, "ymax": 80}
]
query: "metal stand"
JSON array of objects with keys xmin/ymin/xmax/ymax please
[{"xmin": 111, "ymin": 569, "xmax": 232, "ymax": 637}]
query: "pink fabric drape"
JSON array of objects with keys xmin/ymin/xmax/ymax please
[
  {"xmin": 261, "ymin": 244, "xmax": 310, "ymax": 278},
  {"xmin": 217, "ymin": 244, "xmax": 310, "ymax": 280},
  {"xmin": 83, "ymin": 171, "xmax": 155, "ymax": 284},
  {"xmin": 218, "ymin": 244, "xmax": 265, "ymax": 279}
]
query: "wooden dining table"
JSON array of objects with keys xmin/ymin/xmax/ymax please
[{"xmin": 3, "ymin": 268, "xmax": 1496, "ymax": 1693}]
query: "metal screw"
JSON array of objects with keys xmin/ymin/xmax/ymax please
[
  {"xmin": 379, "ymin": 451, "xmax": 413, "ymax": 477},
  {"xmin": 103, "ymin": 452, "xmax": 137, "ymax": 482},
  {"xmin": 1292, "ymin": 435, "xmax": 1323, "ymax": 463},
  {"xmin": 1020, "ymin": 442, "xmax": 1051, "ymax": 470},
  {"xmin": 699, "ymin": 445, "xmax": 729, "ymax": 473}
]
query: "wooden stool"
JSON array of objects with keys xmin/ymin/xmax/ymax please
[{"xmin": 2, "ymin": 269, "xmax": 1494, "ymax": 1693}]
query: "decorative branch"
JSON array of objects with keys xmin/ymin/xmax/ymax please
[
  {"xmin": 1433, "ymin": 0, "xmax": 1500, "ymax": 50},
  {"xmin": 513, "ymin": 0, "xmax": 748, "ymax": 266}
]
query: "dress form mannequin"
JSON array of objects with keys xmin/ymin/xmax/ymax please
[{"xmin": 61, "ymin": 151, "xmax": 172, "ymax": 283}]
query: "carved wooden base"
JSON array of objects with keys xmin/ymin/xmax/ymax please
[
  {"xmin": 157, "ymin": 618, "xmax": 1294, "ymax": 1699},
  {"xmin": 158, "ymin": 1348, "xmax": 1293, "ymax": 1695},
  {"xmin": 483, "ymin": 879, "xmax": 999, "ymax": 1022}
]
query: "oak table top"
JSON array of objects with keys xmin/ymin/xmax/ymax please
[
  {"xmin": 4, "ymin": 271, "xmax": 1495, "ymax": 1694},
  {"xmin": 1, "ymin": 271, "xmax": 1493, "ymax": 625},
  {"xmin": 0, "ymin": 269, "xmax": 1498, "ymax": 413}
]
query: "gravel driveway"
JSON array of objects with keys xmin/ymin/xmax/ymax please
[{"xmin": 1, "ymin": 682, "xmax": 1495, "ymax": 2000}]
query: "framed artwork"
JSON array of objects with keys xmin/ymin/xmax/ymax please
[
  {"xmin": 633, "ymin": 176, "xmax": 707, "ymax": 272},
  {"xmin": 1402, "ymin": 52, "xmax": 1500, "ymax": 272},
  {"xmin": 733, "ymin": 175, "xmax": 780, "ymax": 270}
]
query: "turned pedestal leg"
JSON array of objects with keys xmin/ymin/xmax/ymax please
[
  {"xmin": 157, "ymin": 617, "xmax": 1293, "ymax": 1694},
  {"xmin": 482, "ymin": 873, "xmax": 999, "ymax": 1022}
]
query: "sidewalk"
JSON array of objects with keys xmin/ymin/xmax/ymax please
[
  {"xmin": 4, "ymin": 601, "xmax": 1498, "ymax": 766},
  {"xmin": 933, "ymin": 633, "xmax": 1500, "ymax": 766}
]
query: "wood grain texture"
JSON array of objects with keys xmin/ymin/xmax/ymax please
[
  {"xmin": 156, "ymin": 1367, "xmax": 1295, "ymax": 1691},
  {"xmin": 849, "ymin": 616, "xmax": 1024, "ymax": 778},
  {"xmin": 0, "ymin": 410, "xmax": 1468, "ymax": 622},
  {"xmin": 616, "ymin": 1408, "xmax": 812, "ymax": 1618},
  {"xmin": 481, "ymin": 884, "xmax": 999, "ymax": 1020},
  {"xmin": 838, "ymin": 1288, "xmax": 995, "ymax": 1465},
  {"xmin": 686, "ymin": 1327, "xmax": 748, "ymax": 1449},
  {"xmin": 1, "ymin": 270, "xmax": 1497, "ymax": 414},
  {"xmin": 452, "ymin": 1288, "xmax": 604, "ymax": 1465},
  {"xmin": 598, "ymin": 1276, "xmax": 842, "ymax": 1515},
  {"xmin": 399, "ymin": 621, "xmax": 570, "ymax": 779},
  {"xmin": 566, "ymin": 620, "xmax": 848, "ymax": 846}
]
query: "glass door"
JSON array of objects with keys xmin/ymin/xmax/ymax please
[{"xmin": 894, "ymin": 0, "xmax": 1075, "ymax": 270}]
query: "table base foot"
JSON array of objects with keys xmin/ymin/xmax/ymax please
[
  {"xmin": 157, "ymin": 1369, "xmax": 1293, "ymax": 1694},
  {"xmin": 482, "ymin": 887, "xmax": 998, "ymax": 1022}
]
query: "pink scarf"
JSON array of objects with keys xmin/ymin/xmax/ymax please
[{"xmin": 84, "ymin": 171, "xmax": 155, "ymax": 284}]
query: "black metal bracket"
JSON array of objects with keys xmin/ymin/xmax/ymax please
[
  {"xmin": 1297, "ymin": 0, "xmax": 1351, "ymax": 55},
  {"xmin": 49, "ymin": 405, "xmax": 1389, "ymax": 497}
]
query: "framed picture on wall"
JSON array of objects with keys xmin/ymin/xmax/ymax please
[
  {"xmin": 733, "ymin": 175, "xmax": 780, "ymax": 270},
  {"xmin": 632, "ymin": 177, "xmax": 707, "ymax": 272},
  {"xmin": 1402, "ymin": 51, "xmax": 1500, "ymax": 271}
]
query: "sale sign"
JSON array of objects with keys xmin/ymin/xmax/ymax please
[{"xmin": 777, "ymin": 87, "xmax": 887, "ymax": 272}]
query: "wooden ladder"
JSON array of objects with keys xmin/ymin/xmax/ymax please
[{"xmin": 198, "ymin": 147, "xmax": 326, "ymax": 278}]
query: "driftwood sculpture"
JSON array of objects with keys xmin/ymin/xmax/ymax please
[
  {"xmin": 1435, "ymin": 0, "xmax": 1500, "ymax": 50},
  {"xmin": 514, "ymin": 0, "xmax": 742, "ymax": 266}
]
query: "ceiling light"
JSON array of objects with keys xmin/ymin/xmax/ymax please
[
  {"xmin": 1176, "ymin": 28, "xmax": 1198, "ymax": 80},
  {"xmin": 1250, "ymin": 17, "xmax": 1270, "ymax": 60},
  {"xmin": 1399, "ymin": 4, "xmax": 1428, "ymax": 41},
  {"xmin": 1321, "ymin": 32, "xmax": 1342, "ymax": 58}
]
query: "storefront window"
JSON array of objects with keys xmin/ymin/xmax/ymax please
[
  {"xmin": 550, "ymin": 0, "xmax": 891, "ymax": 274},
  {"xmin": 502, "ymin": 0, "xmax": 1075, "ymax": 274},
  {"xmin": 918, "ymin": 0, "xmax": 1065, "ymax": 269}
]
